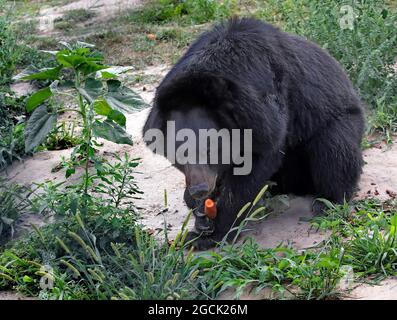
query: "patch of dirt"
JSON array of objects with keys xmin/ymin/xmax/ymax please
[
  {"xmin": 37, "ymin": 0, "xmax": 143, "ymax": 34},
  {"xmin": 9, "ymin": 82, "xmax": 35, "ymax": 98},
  {"xmin": 347, "ymin": 278, "xmax": 397, "ymax": 300},
  {"xmin": 355, "ymin": 143, "xmax": 397, "ymax": 201},
  {"xmin": 7, "ymin": 149, "xmax": 74, "ymax": 185},
  {"xmin": 246, "ymin": 196, "xmax": 328, "ymax": 249},
  {"xmin": 0, "ymin": 291, "xmax": 36, "ymax": 300},
  {"xmin": 218, "ymin": 284, "xmax": 296, "ymax": 300}
]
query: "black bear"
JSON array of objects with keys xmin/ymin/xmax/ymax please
[{"xmin": 143, "ymin": 17, "xmax": 365, "ymax": 249}]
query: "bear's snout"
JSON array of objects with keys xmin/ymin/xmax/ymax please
[
  {"xmin": 185, "ymin": 164, "xmax": 217, "ymax": 199},
  {"xmin": 189, "ymin": 183, "xmax": 211, "ymax": 200}
]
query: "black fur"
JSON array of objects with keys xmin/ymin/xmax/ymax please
[{"xmin": 143, "ymin": 18, "xmax": 365, "ymax": 249}]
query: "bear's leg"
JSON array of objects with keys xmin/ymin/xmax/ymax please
[
  {"xmin": 306, "ymin": 119, "xmax": 363, "ymax": 215},
  {"xmin": 185, "ymin": 192, "xmax": 237, "ymax": 250},
  {"xmin": 270, "ymin": 145, "xmax": 314, "ymax": 196},
  {"xmin": 186, "ymin": 154, "xmax": 284, "ymax": 250}
]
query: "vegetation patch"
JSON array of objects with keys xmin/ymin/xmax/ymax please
[
  {"xmin": 54, "ymin": 9, "xmax": 97, "ymax": 31},
  {"xmin": 256, "ymin": 0, "xmax": 397, "ymax": 140},
  {"xmin": 129, "ymin": 0, "xmax": 237, "ymax": 25}
]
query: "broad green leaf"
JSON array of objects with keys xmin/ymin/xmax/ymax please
[
  {"xmin": 25, "ymin": 105, "xmax": 57, "ymax": 152},
  {"xmin": 66, "ymin": 168, "xmax": 76, "ymax": 178},
  {"xmin": 107, "ymin": 79, "xmax": 122, "ymax": 92},
  {"xmin": 56, "ymin": 52, "xmax": 86, "ymax": 68},
  {"xmin": 26, "ymin": 87, "xmax": 53, "ymax": 113},
  {"xmin": 93, "ymin": 98, "xmax": 126, "ymax": 127},
  {"xmin": 96, "ymin": 66, "xmax": 133, "ymax": 78},
  {"xmin": 104, "ymin": 80, "xmax": 148, "ymax": 113},
  {"xmin": 77, "ymin": 61, "xmax": 108, "ymax": 76},
  {"xmin": 84, "ymin": 53, "xmax": 104, "ymax": 63},
  {"xmin": 108, "ymin": 109, "xmax": 126, "ymax": 127},
  {"xmin": 56, "ymin": 46, "xmax": 106, "ymax": 74},
  {"xmin": 92, "ymin": 120, "xmax": 133, "ymax": 145},
  {"xmin": 18, "ymin": 66, "xmax": 62, "ymax": 81},
  {"xmin": 93, "ymin": 98, "xmax": 112, "ymax": 116},
  {"xmin": 99, "ymin": 71, "xmax": 118, "ymax": 79},
  {"xmin": 78, "ymin": 78, "xmax": 103, "ymax": 103}
]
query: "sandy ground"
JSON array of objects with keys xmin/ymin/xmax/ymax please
[
  {"xmin": 37, "ymin": 0, "xmax": 143, "ymax": 34},
  {"xmin": 356, "ymin": 144, "xmax": 397, "ymax": 201},
  {"xmin": 0, "ymin": 291, "xmax": 36, "ymax": 300}
]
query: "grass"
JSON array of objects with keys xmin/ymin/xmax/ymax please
[
  {"xmin": 36, "ymin": 122, "xmax": 83, "ymax": 152},
  {"xmin": 0, "ymin": 178, "xmax": 32, "ymax": 244},
  {"xmin": 316, "ymin": 199, "xmax": 397, "ymax": 279},
  {"xmin": 0, "ymin": 171, "xmax": 204, "ymax": 299},
  {"xmin": 0, "ymin": 93, "xmax": 25, "ymax": 169},
  {"xmin": 2, "ymin": 176, "xmax": 397, "ymax": 300},
  {"xmin": 193, "ymin": 238, "xmax": 345, "ymax": 300},
  {"xmin": 0, "ymin": 213, "xmax": 203, "ymax": 299},
  {"xmin": 0, "ymin": 1, "xmax": 58, "ymax": 169},
  {"xmin": 129, "ymin": 0, "xmax": 237, "ymax": 25},
  {"xmin": 85, "ymin": 22, "xmax": 205, "ymax": 69},
  {"xmin": 190, "ymin": 197, "xmax": 397, "ymax": 300}
]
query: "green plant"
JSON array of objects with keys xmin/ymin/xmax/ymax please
[
  {"xmin": 0, "ymin": 178, "xmax": 32, "ymax": 242},
  {"xmin": 0, "ymin": 207, "xmax": 204, "ymax": 300},
  {"xmin": 94, "ymin": 153, "xmax": 143, "ymax": 209},
  {"xmin": 311, "ymin": 198, "xmax": 394, "ymax": 235},
  {"xmin": 0, "ymin": 3, "xmax": 57, "ymax": 170},
  {"xmin": 0, "ymin": 2, "xmax": 53, "ymax": 88},
  {"xmin": 14, "ymin": 41, "xmax": 147, "ymax": 196},
  {"xmin": 345, "ymin": 218, "xmax": 397, "ymax": 279},
  {"xmin": 308, "ymin": 198, "xmax": 397, "ymax": 279},
  {"xmin": 0, "ymin": 122, "xmax": 25, "ymax": 169},
  {"xmin": 310, "ymin": 199, "xmax": 352, "ymax": 234},
  {"xmin": 193, "ymin": 237, "xmax": 345, "ymax": 300},
  {"xmin": 37, "ymin": 121, "xmax": 83, "ymax": 151},
  {"xmin": 0, "ymin": 5, "xmax": 21, "ymax": 87},
  {"xmin": 31, "ymin": 152, "xmax": 142, "ymax": 218}
]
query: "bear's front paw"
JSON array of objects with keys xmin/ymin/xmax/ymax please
[{"xmin": 185, "ymin": 231, "xmax": 217, "ymax": 250}]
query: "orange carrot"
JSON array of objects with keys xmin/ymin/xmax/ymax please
[{"xmin": 204, "ymin": 199, "xmax": 217, "ymax": 219}]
